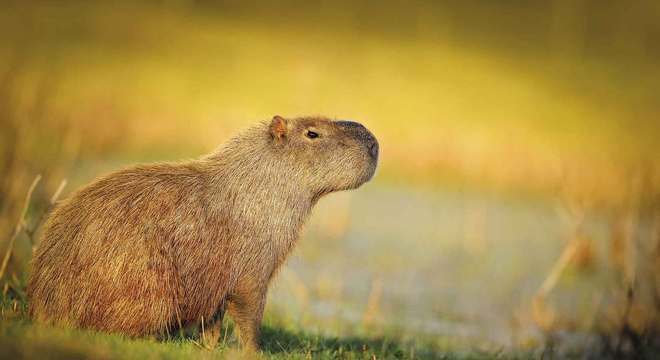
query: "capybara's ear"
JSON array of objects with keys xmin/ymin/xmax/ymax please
[{"xmin": 270, "ymin": 115, "xmax": 288, "ymax": 140}]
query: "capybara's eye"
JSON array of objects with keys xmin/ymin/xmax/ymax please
[{"xmin": 306, "ymin": 130, "xmax": 319, "ymax": 139}]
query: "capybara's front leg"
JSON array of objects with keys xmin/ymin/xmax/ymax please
[{"xmin": 227, "ymin": 283, "xmax": 267, "ymax": 351}]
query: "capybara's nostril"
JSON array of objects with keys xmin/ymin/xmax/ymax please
[{"xmin": 369, "ymin": 142, "xmax": 379, "ymax": 159}]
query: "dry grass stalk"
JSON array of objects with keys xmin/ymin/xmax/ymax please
[
  {"xmin": 361, "ymin": 277, "xmax": 383, "ymax": 328},
  {"xmin": 533, "ymin": 195, "xmax": 591, "ymax": 330},
  {"xmin": 532, "ymin": 240, "xmax": 579, "ymax": 331},
  {"xmin": 25, "ymin": 179, "xmax": 67, "ymax": 250},
  {"xmin": 0, "ymin": 174, "xmax": 41, "ymax": 280}
]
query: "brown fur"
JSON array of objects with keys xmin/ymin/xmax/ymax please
[{"xmin": 27, "ymin": 116, "xmax": 378, "ymax": 350}]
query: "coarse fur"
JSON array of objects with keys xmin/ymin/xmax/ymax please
[{"xmin": 27, "ymin": 116, "xmax": 378, "ymax": 350}]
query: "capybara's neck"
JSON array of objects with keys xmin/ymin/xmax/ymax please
[{"xmin": 200, "ymin": 124, "xmax": 315, "ymax": 260}]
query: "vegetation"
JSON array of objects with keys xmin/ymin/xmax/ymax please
[
  {"xmin": 1, "ymin": 295, "xmax": 501, "ymax": 359},
  {"xmin": 1, "ymin": 1, "xmax": 659, "ymax": 358}
]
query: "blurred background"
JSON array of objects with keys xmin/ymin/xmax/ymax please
[{"xmin": 1, "ymin": 0, "xmax": 659, "ymax": 356}]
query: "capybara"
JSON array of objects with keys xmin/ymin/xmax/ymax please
[{"xmin": 27, "ymin": 115, "xmax": 379, "ymax": 350}]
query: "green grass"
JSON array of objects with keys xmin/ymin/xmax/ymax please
[{"xmin": 0, "ymin": 296, "xmax": 516, "ymax": 359}]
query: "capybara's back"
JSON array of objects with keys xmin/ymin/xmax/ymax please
[{"xmin": 28, "ymin": 116, "xmax": 378, "ymax": 348}]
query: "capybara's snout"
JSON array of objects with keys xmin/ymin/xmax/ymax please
[{"xmin": 336, "ymin": 120, "xmax": 379, "ymax": 162}]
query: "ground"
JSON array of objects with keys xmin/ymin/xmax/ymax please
[{"xmin": 0, "ymin": 297, "xmax": 524, "ymax": 359}]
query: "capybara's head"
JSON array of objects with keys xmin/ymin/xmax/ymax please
[{"xmin": 268, "ymin": 115, "xmax": 378, "ymax": 195}]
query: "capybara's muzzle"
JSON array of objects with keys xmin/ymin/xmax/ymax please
[{"xmin": 336, "ymin": 120, "xmax": 379, "ymax": 161}]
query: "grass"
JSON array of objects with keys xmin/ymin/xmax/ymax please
[{"xmin": 0, "ymin": 296, "xmax": 508, "ymax": 359}]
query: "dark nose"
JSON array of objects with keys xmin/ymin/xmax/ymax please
[
  {"xmin": 368, "ymin": 142, "xmax": 379, "ymax": 159},
  {"xmin": 336, "ymin": 120, "xmax": 379, "ymax": 159}
]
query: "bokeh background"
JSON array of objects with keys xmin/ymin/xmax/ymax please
[{"xmin": 1, "ymin": 0, "xmax": 659, "ymax": 357}]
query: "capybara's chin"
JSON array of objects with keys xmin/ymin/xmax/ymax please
[{"xmin": 27, "ymin": 115, "xmax": 378, "ymax": 351}]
